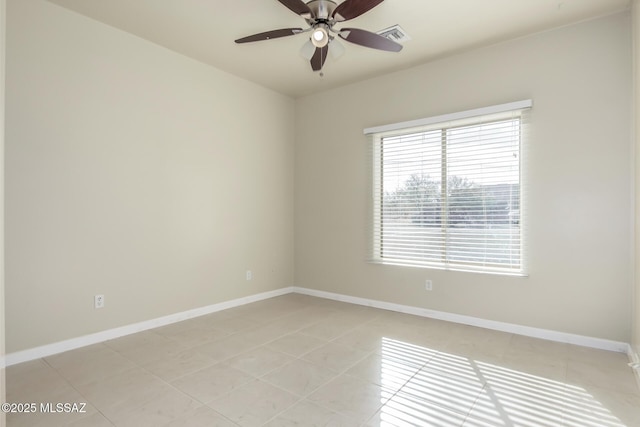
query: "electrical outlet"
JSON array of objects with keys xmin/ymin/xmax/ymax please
[
  {"xmin": 246, "ymin": 270, "xmax": 252, "ymax": 281},
  {"xmin": 425, "ymin": 280, "xmax": 433, "ymax": 291},
  {"xmin": 94, "ymin": 294, "xmax": 105, "ymax": 309}
]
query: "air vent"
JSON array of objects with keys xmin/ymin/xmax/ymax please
[{"xmin": 376, "ymin": 25, "xmax": 411, "ymax": 43}]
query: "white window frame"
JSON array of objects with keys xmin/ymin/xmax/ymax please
[{"xmin": 365, "ymin": 100, "xmax": 531, "ymax": 276}]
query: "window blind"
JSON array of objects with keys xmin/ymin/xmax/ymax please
[{"xmin": 369, "ymin": 101, "xmax": 530, "ymax": 275}]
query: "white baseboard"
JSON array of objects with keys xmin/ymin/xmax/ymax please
[
  {"xmin": 628, "ymin": 344, "xmax": 640, "ymax": 390},
  {"xmin": 292, "ymin": 287, "xmax": 630, "ymax": 353},
  {"xmin": 3, "ymin": 287, "xmax": 294, "ymax": 367},
  {"xmin": 629, "ymin": 345, "xmax": 640, "ymax": 364},
  {"xmin": 4, "ymin": 285, "xmax": 632, "ymax": 367}
]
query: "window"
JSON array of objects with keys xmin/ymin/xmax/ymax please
[{"xmin": 366, "ymin": 101, "xmax": 530, "ymax": 275}]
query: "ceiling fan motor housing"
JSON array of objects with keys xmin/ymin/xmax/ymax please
[{"xmin": 305, "ymin": 0, "xmax": 338, "ymax": 22}]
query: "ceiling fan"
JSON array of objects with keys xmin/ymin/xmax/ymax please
[{"xmin": 234, "ymin": 0, "xmax": 403, "ymax": 72}]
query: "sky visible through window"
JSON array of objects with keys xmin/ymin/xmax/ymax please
[{"xmin": 382, "ymin": 119, "xmax": 520, "ymax": 193}]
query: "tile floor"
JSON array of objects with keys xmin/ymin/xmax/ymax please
[{"xmin": 5, "ymin": 294, "xmax": 640, "ymax": 426}]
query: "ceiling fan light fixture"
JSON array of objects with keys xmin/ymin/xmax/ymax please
[
  {"xmin": 329, "ymin": 38, "xmax": 345, "ymax": 60},
  {"xmin": 311, "ymin": 25, "xmax": 329, "ymax": 48},
  {"xmin": 300, "ymin": 40, "xmax": 316, "ymax": 60}
]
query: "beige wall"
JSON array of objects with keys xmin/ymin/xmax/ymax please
[
  {"xmin": 634, "ymin": 0, "xmax": 640, "ymax": 360},
  {"xmin": 295, "ymin": 12, "xmax": 633, "ymax": 342},
  {"xmin": 4, "ymin": 0, "xmax": 635, "ymax": 355},
  {"xmin": 1, "ymin": 0, "xmax": 5, "ymax": 423},
  {"xmin": 5, "ymin": 0, "xmax": 295, "ymax": 352}
]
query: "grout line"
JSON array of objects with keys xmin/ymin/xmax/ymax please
[
  {"xmin": 8, "ymin": 293, "xmax": 639, "ymax": 426},
  {"xmin": 38, "ymin": 357, "xmax": 106, "ymax": 425}
]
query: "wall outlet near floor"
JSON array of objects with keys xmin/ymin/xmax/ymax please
[
  {"xmin": 425, "ymin": 280, "xmax": 433, "ymax": 291},
  {"xmin": 246, "ymin": 270, "xmax": 252, "ymax": 281},
  {"xmin": 94, "ymin": 294, "xmax": 105, "ymax": 309}
]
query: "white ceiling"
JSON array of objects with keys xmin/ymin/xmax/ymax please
[{"xmin": 45, "ymin": 0, "xmax": 630, "ymax": 98}]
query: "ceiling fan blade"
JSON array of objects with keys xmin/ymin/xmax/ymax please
[
  {"xmin": 332, "ymin": 0, "xmax": 384, "ymax": 22},
  {"xmin": 310, "ymin": 46, "xmax": 328, "ymax": 71},
  {"xmin": 338, "ymin": 28, "xmax": 402, "ymax": 52},
  {"xmin": 277, "ymin": 0, "xmax": 314, "ymax": 19},
  {"xmin": 235, "ymin": 28, "xmax": 303, "ymax": 43}
]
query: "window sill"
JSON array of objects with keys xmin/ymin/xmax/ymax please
[{"xmin": 368, "ymin": 259, "xmax": 528, "ymax": 278}]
